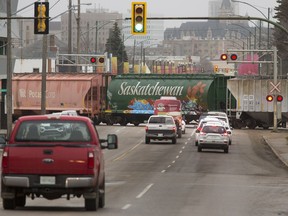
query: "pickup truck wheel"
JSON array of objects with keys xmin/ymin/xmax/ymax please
[
  {"xmin": 99, "ymin": 177, "xmax": 105, "ymax": 208},
  {"xmin": 145, "ymin": 137, "xmax": 150, "ymax": 144},
  {"xmin": 177, "ymin": 130, "xmax": 182, "ymax": 138},
  {"xmin": 197, "ymin": 146, "xmax": 202, "ymax": 152},
  {"xmin": 85, "ymin": 186, "xmax": 99, "ymax": 211},
  {"xmin": 3, "ymin": 198, "xmax": 16, "ymax": 210},
  {"xmin": 172, "ymin": 137, "xmax": 177, "ymax": 144},
  {"xmin": 16, "ymin": 196, "xmax": 26, "ymax": 207}
]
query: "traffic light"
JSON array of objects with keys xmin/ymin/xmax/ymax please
[
  {"xmin": 131, "ymin": 2, "xmax": 147, "ymax": 35},
  {"xmin": 266, "ymin": 95, "xmax": 273, "ymax": 102},
  {"xmin": 214, "ymin": 65, "xmax": 219, "ymax": 72},
  {"xmin": 34, "ymin": 2, "xmax": 49, "ymax": 34}
]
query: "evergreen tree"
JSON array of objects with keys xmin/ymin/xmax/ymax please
[
  {"xmin": 273, "ymin": 0, "xmax": 288, "ymax": 74},
  {"xmin": 105, "ymin": 23, "xmax": 128, "ymax": 74}
]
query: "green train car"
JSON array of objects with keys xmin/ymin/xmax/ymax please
[{"xmin": 98, "ymin": 73, "xmax": 235, "ymax": 126}]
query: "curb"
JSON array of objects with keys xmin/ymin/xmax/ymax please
[{"xmin": 263, "ymin": 136, "xmax": 288, "ymax": 167}]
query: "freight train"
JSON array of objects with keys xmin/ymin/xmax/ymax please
[
  {"xmin": 227, "ymin": 77, "xmax": 288, "ymax": 129},
  {"xmin": 9, "ymin": 73, "xmax": 287, "ymax": 129},
  {"xmin": 10, "ymin": 73, "xmax": 230, "ymax": 125}
]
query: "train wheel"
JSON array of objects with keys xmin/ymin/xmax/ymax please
[
  {"xmin": 120, "ymin": 119, "xmax": 127, "ymax": 126},
  {"xmin": 246, "ymin": 119, "xmax": 256, "ymax": 129}
]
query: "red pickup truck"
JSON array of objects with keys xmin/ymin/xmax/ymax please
[{"xmin": 0, "ymin": 114, "xmax": 118, "ymax": 211}]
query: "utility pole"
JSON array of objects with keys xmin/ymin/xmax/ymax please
[
  {"xmin": 6, "ymin": 0, "xmax": 12, "ymax": 136},
  {"xmin": 95, "ymin": 21, "xmax": 98, "ymax": 54},
  {"xmin": 41, "ymin": 0, "xmax": 48, "ymax": 115},
  {"xmin": 68, "ymin": 0, "xmax": 72, "ymax": 72},
  {"xmin": 76, "ymin": 0, "xmax": 81, "ymax": 72},
  {"xmin": 132, "ymin": 39, "xmax": 136, "ymax": 73}
]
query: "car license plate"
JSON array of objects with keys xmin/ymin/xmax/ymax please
[
  {"xmin": 158, "ymin": 133, "xmax": 163, "ymax": 137},
  {"xmin": 40, "ymin": 176, "xmax": 56, "ymax": 185}
]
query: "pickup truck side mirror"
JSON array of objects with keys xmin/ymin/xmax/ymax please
[
  {"xmin": 0, "ymin": 136, "xmax": 6, "ymax": 149},
  {"xmin": 100, "ymin": 134, "xmax": 118, "ymax": 149}
]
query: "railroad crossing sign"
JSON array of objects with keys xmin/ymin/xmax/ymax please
[{"xmin": 270, "ymin": 81, "xmax": 281, "ymax": 93}]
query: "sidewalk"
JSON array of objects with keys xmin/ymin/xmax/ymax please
[{"xmin": 263, "ymin": 130, "xmax": 288, "ymax": 167}]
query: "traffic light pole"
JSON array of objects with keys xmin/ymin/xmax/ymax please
[{"xmin": 273, "ymin": 46, "xmax": 278, "ymax": 132}]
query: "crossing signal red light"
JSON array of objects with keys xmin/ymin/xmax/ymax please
[
  {"xmin": 266, "ymin": 95, "xmax": 273, "ymax": 102},
  {"xmin": 277, "ymin": 95, "xmax": 283, "ymax": 102},
  {"xmin": 90, "ymin": 57, "xmax": 97, "ymax": 63},
  {"xmin": 220, "ymin": 54, "xmax": 228, "ymax": 60},
  {"xmin": 131, "ymin": 2, "xmax": 147, "ymax": 35},
  {"xmin": 230, "ymin": 54, "xmax": 237, "ymax": 60}
]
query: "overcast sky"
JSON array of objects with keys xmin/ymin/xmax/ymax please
[{"xmin": 17, "ymin": 0, "xmax": 278, "ymax": 28}]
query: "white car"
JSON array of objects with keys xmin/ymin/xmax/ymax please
[
  {"xmin": 197, "ymin": 121, "xmax": 230, "ymax": 153},
  {"xmin": 194, "ymin": 117, "xmax": 221, "ymax": 146},
  {"xmin": 207, "ymin": 112, "xmax": 233, "ymax": 145}
]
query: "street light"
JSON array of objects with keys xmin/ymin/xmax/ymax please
[
  {"xmin": 231, "ymin": 0, "xmax": 270, "ymax": 49},
  {"xmin": 231, "ymin": 0, "xmax": 268, "ymax": 19},
  {"xmin": 95, "ymin": 20, "xmax": 116, "ymax": 54},
  {"xmin": 136, "ymin": 38, "xmax": 156, "ymax": 73},
  {"xmin": 229, "ymin": 23, "xmax": 257, "ymax": 49}
]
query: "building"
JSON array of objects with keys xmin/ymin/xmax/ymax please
[
  {"xmin": 61, "ymin": 8, "xmax": 122, "ymax": 54},
  {"xmin": 162, "ymin": 0, "xmax": 271, "ymax": 74}
]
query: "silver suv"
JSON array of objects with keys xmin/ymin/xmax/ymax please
[
  {"xmin": 197, "ymin": 122, "xmax": 230, "ymax": 153},
  {"xmin": 145, "ymin": 115, "xmax": 177, "ymax": 144}
]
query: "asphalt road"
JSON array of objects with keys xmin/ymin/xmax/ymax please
[{"xmin": 0, "ymin": 125, "xmax": 288, "ymax": 216}]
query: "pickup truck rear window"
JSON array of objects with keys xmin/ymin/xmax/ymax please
[
  {"xmin": 15, "ymin": 120, "xmax": 91, "ymax": 142},
  {"xmin": 149, "ymin": 117, "xmax": 174, "ymax": 124}
]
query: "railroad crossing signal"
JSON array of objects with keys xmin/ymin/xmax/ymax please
[
  {"xmin": 266, "ymin": 94, "xmax": 283, "ymax": 102},
  {"xmin": 34, "ymin": 2, "xmax": 49, "ymax": 34},
  {"xmin": 90, "ymin": 56, "xmax": 105, "ymax": 64},
  {"xmin": 220, "ymin": 53, "xmax": 237, "ymax": 61},
  {"xmin": 131, "ymin": 2, "xmax": 147, "ymax": 35},
  {"xmin": 269, "ymin": 81, "xmax": 281, "ymax": 93}
]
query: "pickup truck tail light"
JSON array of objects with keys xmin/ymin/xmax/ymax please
[
  {"xmin": 172, "ymin": 126, "xmax": 176, "ymax": 132},
  {"xmin": 87, "ymin": 152, "xmax": 94, "ymax": 169},
  {"xmin": 2, "ymin": 149, "xmax": 9, "ymax": 169},
  {"xmin": 145, "ymin": 126, "xmax": 148, "ymax": 131}
]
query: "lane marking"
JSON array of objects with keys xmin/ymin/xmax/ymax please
[
  {"xmin": 136, "ymin": 183, "xmax": 154, "ymax": 198},
  {"xmin": 122, "ymin": 204, "xmax": 131, "ymax": 210},
  {"xmin": 113, "ymin": 141, "xmax": 142, "ymax": 161}
]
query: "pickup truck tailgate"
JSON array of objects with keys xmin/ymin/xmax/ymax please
[{"xmin": 5, "ymin": 145, "xmax": 95, "ymax": 175}]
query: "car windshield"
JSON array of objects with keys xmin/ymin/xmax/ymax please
[
  {"xmin": 15, "ymin": 120, "xmax": 91, "ymax": 142},
  {"xmin": 149, "ymin": 117, "xmax": 173, "ymax": 124},
  {"xmin": 202, "ymin": 125, "xmax": 226, "ymax": 134}
]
